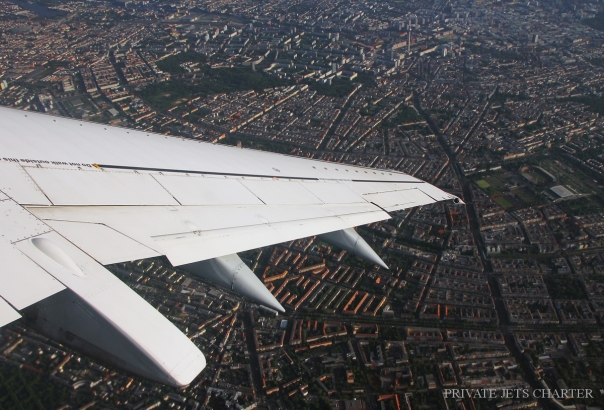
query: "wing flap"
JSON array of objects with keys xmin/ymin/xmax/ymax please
[
  {"xmin": 44, "ymin": 220, "xmax": 162, "ymax": 265},
  {"xmin": 153, "ymin": 207, "xmax": 388, "ymax": 266},
  {"xmin": 0, "ymin": 198, "xmax": 66, "ymax": 310},
  {"xmin": 29, "ymin": 203, "xmax": 381, "ymax": 235},
  {"xmin": 24, "ymin": 176, "xmax": 457, "ymax": 266},
  {"xmin": 0, "ymin": 240, "xmax": 66, "ymax": 310},
  {"xmin": 0, "ymin": 198, "xmax": 52, "ymax": 243},
  {"xmin": 30, "ymin": 203, "xmax": 390, "ymax": 265}
]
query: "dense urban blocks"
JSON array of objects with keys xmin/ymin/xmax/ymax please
[{"xmin": 3, "ymin": 0, "xmax": 604, "ymax": 407}]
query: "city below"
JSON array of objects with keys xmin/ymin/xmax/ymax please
[{"xmin": 1, "ymin": 0, "xmax": 604, "ymax": 409}]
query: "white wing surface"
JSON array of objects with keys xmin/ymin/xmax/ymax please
[{"xmin": 0, "ymin": 106, "xmax": 459, "ymax": 386}]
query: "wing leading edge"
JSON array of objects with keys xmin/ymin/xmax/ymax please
[{"xmin": 0, "ymin": 106, "xmax": 460, "ymax": 386}]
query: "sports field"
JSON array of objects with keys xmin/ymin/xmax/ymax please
[
  {"xmin": 494, "ymin": 196, "xmax": 514, "ymax": 209},
  {"xmin": 512, "ymin": 188, "xmax": 540, "ymax": 205},
  {"xmin": 476, "ymin": 180, "xmax": 490, "ymax": 189},
  {"xmin": 484, "ymin": 176, "xmax": 506, "ymax": 191},
  {"xmin": 522, "ymin": 169, "xmax": 548, "ymax": 185}
]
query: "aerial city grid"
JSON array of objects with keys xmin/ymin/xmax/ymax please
[{"xmin": 1, "ymin": 0, "xmax": 604, "ymax": 409}]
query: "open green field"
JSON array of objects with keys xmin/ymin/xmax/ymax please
[
  {"xmin": 484, "ymin": 175, "xmax": 507, "ymax": 190},
  {"xmin": 494, "ymin": 196, "xmax": 514, "ymax": 209},
  {"xmin": 474, "ymin": 172, "xmax": 509, "ymax": 194},
  {"xmin": 475, "ymin": 173, "xmax": 516, "ymax": 206},
  {"xmin": 512, "ymin": 187, "xmax": 541, "ymax": 206},
  {"xmin": 476, "ymin": 179, "xmax": 491, "ymax": 189}
]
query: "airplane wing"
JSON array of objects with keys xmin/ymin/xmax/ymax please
[{"xmin": 0, "ymin": 106, "xmax": 459, "ymax": 386}]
